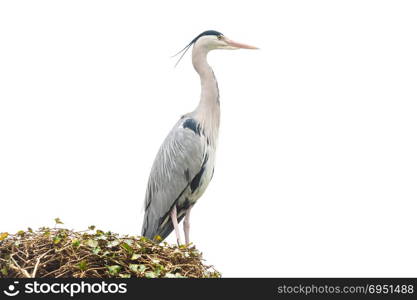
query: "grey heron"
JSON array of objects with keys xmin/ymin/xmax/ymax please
[{"xmin": 141, "ymin": 30, "xmax": 257, "ymax": 245}]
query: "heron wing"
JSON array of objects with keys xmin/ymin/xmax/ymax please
[{"xmin": 141, "ymin": 117, "xmax": 205, "ymax": 241}]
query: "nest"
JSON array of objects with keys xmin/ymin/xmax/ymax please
[{"xmin": 0, "ymin": 222, "xmax": 220, "ymax": 278}]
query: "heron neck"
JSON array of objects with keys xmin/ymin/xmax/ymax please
[{"xmin": 192, "ymin": 47, "xmax": 220, "ymax": 135}]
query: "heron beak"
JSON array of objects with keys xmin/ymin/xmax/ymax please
[{"xmin": 225, "ymin": 38, "xmax": 258, "ymax": 50}]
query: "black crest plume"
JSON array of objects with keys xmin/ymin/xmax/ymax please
[{"xmin": 172, "ymin": 30, "xmax": 223, "ymax": 67}]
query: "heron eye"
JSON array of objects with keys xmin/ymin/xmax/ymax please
[{"xmin": 217, "ymin": 35, "xmax": 223, "ymax": 40}]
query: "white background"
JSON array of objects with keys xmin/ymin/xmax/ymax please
[{"xmin": 1, "ymin": 1, "xmax": 416, "ymax": 277}]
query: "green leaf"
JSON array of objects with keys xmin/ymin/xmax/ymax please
[
  {"xmin": 107, "ymin": 240, "xmax": 120, "ymax": 248},
  {"xmin": 72, "ymin": 239, "xmax": 80, "ymax": 247},
  {"xmin": 54, "ymin": 218, "xmax": 63, "ymax": 225},
  {"xmin": 154, "ymin": 264, "xmax": 165, "ymax": 272},
  {"xmin": 85, "ymin": 239, "xmax": 98, "ymax": 248},
  {"xmin": 131, "ymin": 253, "xmax": 141, "ymax": 260},
  {"xmin": 164, "ymin": 272, "xmax": 185, "ymax": 278},
  {"xmin": 140, "ymin": 236, "xmax": 149, "ymax": 242},
  {"xmin": 151, "ymin": 258, "xmax": 160, "ymax": 264},
  {"xmin": 88, "ymin": 225, "xmax": 96, "ymax": 231},
  {"xmin": 53, "ymin": 236, "xmax": 62, "ymax": 244},
  {"xmin": 17, "ymin": 230, "xmax": 25, "ymax": 237},
  {"xmin": 107, "ymin": 265, "xmax": 122, "ymax": 276},
  {"xmin": 124, "ymin": 239, "xmax": 133, "ymax": 245},
  {"xmin": 92, "ymin": 247, "xmax": 101, "ymax": 255},
  {"xmin": 129, "ymin": 264, "xmax": 139, "ymax": 272},
  {"xmin": 121, "ymin": 242, "xmax": 133, "ymax": 254},
  {"xmin": 119, "ymin": 273, "xmax": 131, "ymax": 278},
  {"xmin": 139, "ymin": 265, "xmax": 146, "ymax": 273},
  {"xmin": 145, "ymin": 271, "xmax": 156, "ymax": 278},
  {"xmin": 0, "ymin": 266, "xmax": 8, "ymax": 276},
  {"xmin": 0, "ymin": 232, "xmax": 8, "ymax": 241},
  {"xmin": 78, "ymin": 260, "xmax": 88, "ymax": 271}
]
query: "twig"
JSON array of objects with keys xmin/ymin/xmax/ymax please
[
  {"xmin": 31, "ymin": 249, "xmax": 53, "ymax": 278},
  {"xmin": 10, "ymin": 256, "xmax": 31, "ymax": 278}
]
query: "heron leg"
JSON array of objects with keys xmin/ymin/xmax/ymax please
[
  {"xmin": 170, "ymin": 206, "xmax": 182, "ymax": 245},
  {"xmin": 183, "ymin": 206, "xmax": 193, "ymax": 245}
]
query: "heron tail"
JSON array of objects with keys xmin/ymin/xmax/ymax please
[{"xmin": 142, "ymin": 213, "xmax": 185, "ymax": 243}]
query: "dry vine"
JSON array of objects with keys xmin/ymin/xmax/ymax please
[{"xmin": 0, "ymin": 223, "xmax": 220, "ymax": 278}]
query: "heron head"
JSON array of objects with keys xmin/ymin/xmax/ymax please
[
  {"xmin": 174, "ymin": 30, "xmax": 258, "ymax": 66},
  {"xmin": 193, "ymin": 30, "xmax": 258, "ymax": 51}
]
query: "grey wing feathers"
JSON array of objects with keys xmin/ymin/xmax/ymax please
[{"xmin": 141, "ymin": 118, "xmax": 204, "ymax": 241}]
